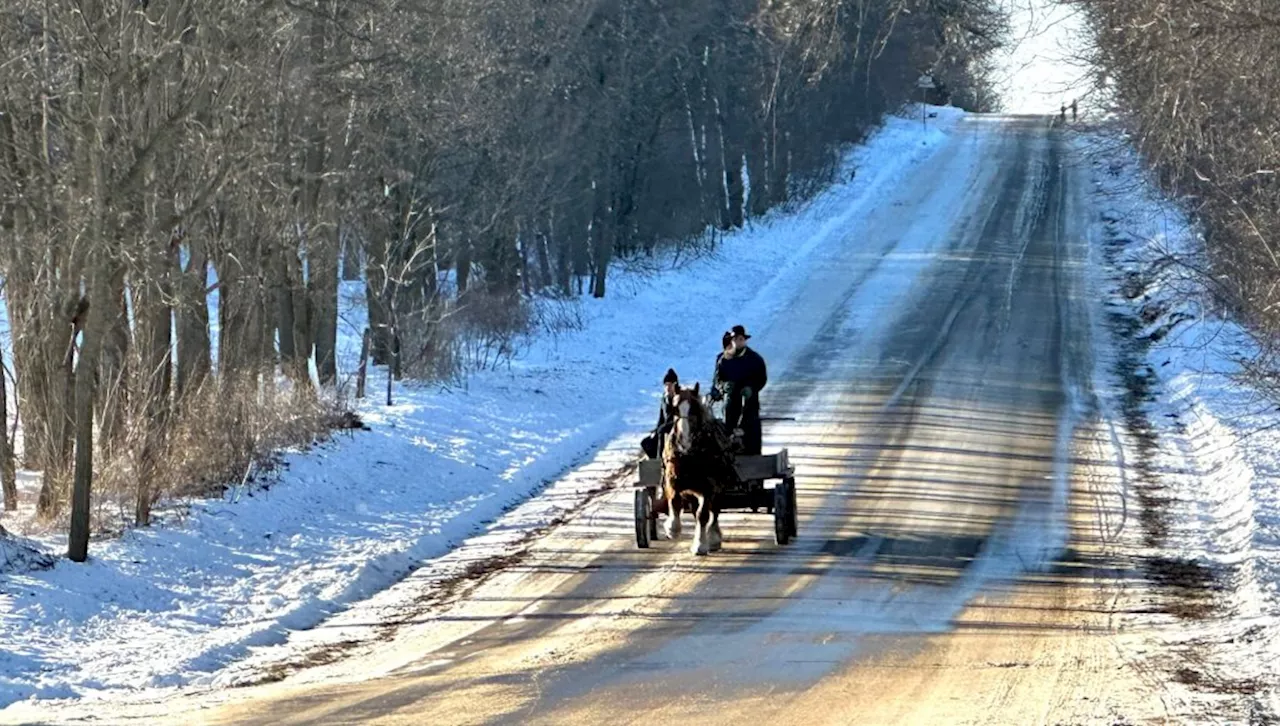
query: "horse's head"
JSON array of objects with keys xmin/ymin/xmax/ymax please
[{"xmin": 669, "ymin": 382, "xmax": 703, "ymax": 455}]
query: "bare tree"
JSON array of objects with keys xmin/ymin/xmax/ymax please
[
  {"xmin": 0, "ymin": 0, "xmax": 1007, "ymax": 557},
  {"xmin": 1065, "ymin": 0, "xmax": 1280, "ymax": 352}
]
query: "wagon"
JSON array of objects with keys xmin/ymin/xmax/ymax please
[{"xmin": 632, "ymin": 448, "xmax": 798, "ymax": 548}]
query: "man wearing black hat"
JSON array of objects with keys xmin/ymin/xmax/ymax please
[
  {"xmin": 641, "ymin": 368, "xmax": 681, "ymax": 459},
  {"xmin": 711, "ymin": 325, "xmax": 767, "ymax": 455}
]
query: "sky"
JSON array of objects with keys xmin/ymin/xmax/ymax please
[{"xmin": 989, "ymin": 0, "xmax": 1096, "ymax": 114}]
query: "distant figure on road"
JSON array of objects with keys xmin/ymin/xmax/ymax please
[
  {"xmin": 1071, "ymin": 99, "xmax": 1078, "ymax": 122},
  {"xmin": 1060, "ymin": 103, "xmax": 1067, "ymax": 123}
]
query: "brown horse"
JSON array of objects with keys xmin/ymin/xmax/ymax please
[{"xmin": 661, "ymin": 383, "xmax": 735, "ymax": 555}]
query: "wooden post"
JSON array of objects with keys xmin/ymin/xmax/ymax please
[{"xmin": 356, "ymin": 327, "xmax": 370, "ymax": 399}]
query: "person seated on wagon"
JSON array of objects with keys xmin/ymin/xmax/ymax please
[
  {"xmin": 710, "ymin": 330, "xmax": 733, "ymax": 403},
  {"xmin": 709, "ymin": 325, "xmax": 767, "ymax": 455},
  {"xmin": 641, "ymin": 368, "xmax": 681, "ymax": 459}
]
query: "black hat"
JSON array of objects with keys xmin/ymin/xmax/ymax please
[
  {"xmin": 663, "ymin": 368, "xmax": 679, "ymax": 384},
  {"xmin": 731, "ymin": 325, "xmax": 751, "ymax": 340}
]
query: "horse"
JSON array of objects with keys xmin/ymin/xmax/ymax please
[{"xmin": 661, "ymin": 382, "xmax": 736, "ymax": 555}]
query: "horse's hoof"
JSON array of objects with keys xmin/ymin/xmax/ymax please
[{"xmin": 691, "ymin": 544, "xmax": 708, "ymax": 556}]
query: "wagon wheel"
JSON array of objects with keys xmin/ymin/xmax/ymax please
[
  {"xmin": 773, "ymin": 481, "xmax": 791, "ymax": 545},
  {"xmin": 634, "ymin": 488, "xmax": 652, "ymax": 549},
  {"xmin": 647, "ymin": 491, "xmax": 660, "ymax": 542},
  {"xmin": 784, "ymin": 477, "xmax": 798, "ymax": 538}
]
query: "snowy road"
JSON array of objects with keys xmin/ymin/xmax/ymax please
[{"xmin": 7, "ymin": 116, "xmax": 1171, "ymax": 724}]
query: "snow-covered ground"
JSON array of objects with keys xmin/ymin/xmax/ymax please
[
  {"xmin": 1080, "ymin": 130, "xmax": 1280, "ymax": 720},
  {"xmin": 0, "ymin": 105, "xmax": 967, "ymax": 711}
]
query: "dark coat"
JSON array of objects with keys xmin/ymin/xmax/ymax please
[
  {"xmin": 716, "ymin": 346, "xmax": 767, "ymax": 397},
  {"xmin": 655, "ymin": 392, "xmax": 676, "ymax": 431},
  {"xmin": 643, "ymin": 392, "xmax": 678, "ymax": 459},
  {"xmin": 714, "ymin": 346, "xmax": 767, "ymax": 455}
]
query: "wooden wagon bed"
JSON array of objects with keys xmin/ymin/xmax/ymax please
[{"xmin": 631, "ymin": 449, "xmax": 797, "ymax": 548}]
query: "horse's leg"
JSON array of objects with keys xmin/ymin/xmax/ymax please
[
  {"xmin": 708, "ymin": 499, "xmax": 723, "ymax": 552},
  {"xmin": 663, "ymin": 488, "xmax": 682, "ymax": 540},
  {"xmin": 691, "ymin": 493, "xmax": 710, "ymax": 556}
]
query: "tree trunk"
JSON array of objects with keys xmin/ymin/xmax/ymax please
[
  {"xmin": 341, "ymin": 231, "xmax": 361, "ymax": 281},
  {"xmin": 309, "ymin": 122, "xmax": 348, "ymax": 386},
  {"xmin": 176, "ymin": 240, "xmax": 212, "ymax": 401},
  {"xmin": 256, "ymin": 253, "xmax": 277, "ymax": 391},
  {"xmin": 725, "ymin": 152, "xmax": 745, "ymax": 229},
  {"xmin": 356, "ymin": 328, "xmax": 370, "ymax": 399},
  {"xmin": 286, "ymin": 244, "xmax": 312, "ymax": 384},
  {"xmin": 364, "ymin": 239, "xmax": 392, "ymax": 366},
  {"xmin": 33, "ymin": 289, "xmax": 78, "ymax": 517},
  {"xmin": 455, "ymin": 241, "xmax": 472, "ymax": 296},
  {"xmin": 485, "ymin": 219, "xmax": 520, "ymax": 294},
  {"xmin": 554, "ymin": 234, "xmax": 573, "ymax": 296},
  {"xmin": 6, "ymin": 284, "xmax": 51, "ymax": 472},
  {"xmin": 216, "ymin": 252, "xmax": 247, "ymax": 380},
  {"xmin": 680, "ymin": 73, "xmax": 709, "ymax": 222},
  {"xmin": 5, "ymin": 258, "xmax": 76, "ymax": 491},
  {"xmin": 298, "ymin": 6, "xmax": 335, "ymax": 386},
  {"xmin": 310, "ymin": 227, "xmax": 339, "ymax": 386},
  {"xmin": 132, "ymin": 241, "xmax": 174, "ymax": 527},
  {"xmin": 715, "ymin": 93, "xmax": 744, "ymax": 230},
  {"xmin": 703, "ymin": 97, "xmax": 730, "ymax": 231},
  {"xmin": 536, "ymin": 225, "xmax": 554, "ymax": 293},
  {"xmin": 746, "ymin": 129, "xmax": 771, "ymax": 218},
  {"xmin": 770, "ymin": 128, "xmax": 790, "ymax": 207},
  {"xmin": 590, "ymin": 207, "xmax": 613, "ymax": 299},
  {"xmin": 97, "ymin": 266, "xmax": 131, "ymax": 449},
  {"xmin": 0, "ymin": 346, "xmax": 16, "ymax": 512},
  {"xmin": 216, "ymin": 225, "xmax": 269, "ymax": 386},
  {"xmin": 517, "ymin": 227, "xmax": 532, "ymax": 297},
  {"xmin": 272, "ymin": 243, "xmax": 299, "ymax": 371},
  {"xmin": 68, "ymin": 267, "xmax": 108, "ymax": 562}
]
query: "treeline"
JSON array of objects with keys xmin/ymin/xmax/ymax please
[
  {"xmin": 1071, "ymin": 1, "xmax": 1280, "ymax": 342},
  {"xmin": 0, "ymin": 0, "xmax": 1004, "ymax": 555}
]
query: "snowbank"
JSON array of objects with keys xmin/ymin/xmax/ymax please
[
  {"xmin": 0, "ymin": 532, "xmax": 53, "ymax": 575},
  {"xmin": 1080, "ymin": 129, "xmax": 1280, "ymax": 720},
  {"xmin": 0, "ymin": 105, "xmax": 966, "ymax": 709}
]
